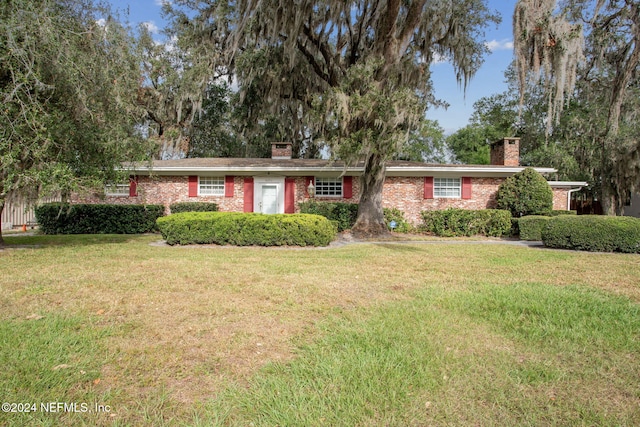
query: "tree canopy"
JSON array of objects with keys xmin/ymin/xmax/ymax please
[
  {"xmin": 168, "ymin": 0, "xmax": 500, "ymax": 235},
  {"xmin": 513, "ymin": 0, "xmax": 640, "ymax": 214},
  {"xmin": 0, "ymin": 0, "xmax": 151, "ymax": 244}
]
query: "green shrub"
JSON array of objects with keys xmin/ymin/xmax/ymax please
[
  {"xmin": 542, "ymin": 215, "xmax": 640, "ymax": 253},
  {"xmin": 169, "ymin": 202, "xmax": 218, "ymax": 213},
  {"xmin": 518, "ymin": 215, "xmax": 552, "ymax": 241},
  {"xmin": 383, "ymin": 208, "xmax": 413, "ymax": 233},
  {"xmin": 156, "ymin": 212, "xmax": 337, "ymax": 246},
  {"xmin": 35, "ymin": 203, "xmax": 164, "ymax": 234},
  {"xmin": 299, "ymin": 201, "xmax": 358, "ymax": 232},
  {"xmin": 420, "ymin": 208, "xmax": 512, "ymax": 237},
  {"xmin": 549, "ymin": 210, "xmax": 577, "ymax": 216},
  {"xmin": 496, "ymin": 167, "xmax": 553, "ymax": 217}
]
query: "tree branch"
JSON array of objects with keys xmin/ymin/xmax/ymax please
[
  {"xmin": 301, "ymin": 24, "xmax": 339, "ymax": 86},
  {"xmin": 398, "ymin": 0, "xmax": 427, "ymax": 54}
]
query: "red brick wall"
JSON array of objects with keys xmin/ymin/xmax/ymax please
[
  {"xmin": 71, "ymin": 175, "xmax": 246, "ymax": 214},
  {"xmin": 381, "ymin": 176, "xmax": 502, "ymax": 224},
  {"xmin": 73, "ymin": 174, "xmax": 569, "ymax": 225},
  {"xmin": 552, "ymin": 188, "xmax": 570, "ymax": 211}
]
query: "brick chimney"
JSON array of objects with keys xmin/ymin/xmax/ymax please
[
  {"xmin": 271, "ymin": 142, "xmax": 292, "ymax": 159},
  {"xmin": 490, "ymin": 137, "xmax": 520, "ymax": 166}
]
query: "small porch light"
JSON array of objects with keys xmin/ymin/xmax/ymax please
[{"xmin": 307, "ymin": 181, "xmax": 315, "ymax": 198}]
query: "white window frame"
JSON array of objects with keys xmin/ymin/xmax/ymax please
[
  {"xmin": 105, "ymin": 183, "xmax": 130, "ymax": 197},
  {"xmin": 315, "ymin": 177, "xmax": 343, "ymax": 198},
  {"xmin": 199, "ymin": 177, "xmax": 225, "ymax": 196},
  {"xmin": 434, "ymin": 177, "xmax": 461, "ymax": 198}
]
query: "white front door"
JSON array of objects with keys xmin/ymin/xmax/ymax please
[
  {"xmin": 261, "ymin": 184, "xmax": 278, "ymax": 214},
  {"xmin": 254, "ymin": 177, "xmax": 285, "ymax": 214}
]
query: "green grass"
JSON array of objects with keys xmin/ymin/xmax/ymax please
[
  {"xmin": 197, "ymin": 284, "xmax": 640, "ymax": 426},
  {"xmin": 1, "ymin": 233, "xmax": 639, "ymax": 426},
  {"xmin": 0, "ymin": 314, "xmax": 115, "ymax": 426}
]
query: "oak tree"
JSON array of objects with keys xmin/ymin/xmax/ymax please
[
  {"xmin": 0, "ymin": 0, "xmax": 150, "ymax": 245},
  {"xmin": 170, "ymin": 0, "xmax": 499, "ymax": 235}
]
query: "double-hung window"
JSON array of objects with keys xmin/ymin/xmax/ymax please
[
  {"xmin": 199, "ymin": 177, "xmax": 225, "ymax": 196},
  {"xmin": 315, "ymin": 177, "xmax": 343, "ymax": 197},
  {"xmin": 434, "ymin": 178, "xmax": 461, "ymax": 198},
  {"xmin": 105, "ymin": 183, "xmax": 130, "ymax": 197}
]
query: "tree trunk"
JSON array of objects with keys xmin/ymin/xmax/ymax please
[
  {"xmin": 352, "ymin": 153, "xmax": 390, "ymax": 238},
  {"xmin": 600, "ymin": 181, "xmax": 617, "ymax": 216},
  {"xmin": 0, "ymin": 199, "xmax": 5, "ymax": 247}
]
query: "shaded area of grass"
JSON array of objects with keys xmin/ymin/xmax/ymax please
[{"xmin": 3, "ymin": 233, "xmax": 143, "ymax": 247}]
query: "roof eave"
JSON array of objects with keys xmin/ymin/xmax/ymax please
[{"xmin": 122, "ymin": 164, "xmax": 557, "ymax": 177}]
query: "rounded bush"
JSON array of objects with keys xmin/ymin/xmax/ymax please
[
  {"xmin": 496, "ymin": 167, "xmax": 553, "ymax": 217},
  {"xmin": 542, "ymin": 215, "xmax": 640, "ymax": 253},
  {"xmin": 156, "ymin": 212, "xmax": 337, "ymax": 246},
  {"xmin": 518, "ymin": 215, "xmax": 551, "ymax": 241}
]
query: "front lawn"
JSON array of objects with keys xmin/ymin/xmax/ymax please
[{"xmin": 1, "ymin": 234, "xmax": 639, "ymax": 426}]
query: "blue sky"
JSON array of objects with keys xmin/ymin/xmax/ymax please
[{"xmin": 108, "ymin": 0, "xmax": 518, "ymax": 135}]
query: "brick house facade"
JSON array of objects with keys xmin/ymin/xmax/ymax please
[{"xmin": 71, "ymin": 138, "xmax": 587, "ymax": 225}]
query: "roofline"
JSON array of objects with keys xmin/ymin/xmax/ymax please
[{"xmin": 123, "ymin": 164, "xmax": 557, "ymax": 176}]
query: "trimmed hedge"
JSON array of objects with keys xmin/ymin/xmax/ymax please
[
  {"xmin": 518, "ymin": 215, "xmax": 551, "ymax": 241},
  {"xmin": 299, "ymin": 201, "xmax": 358, "ymax": 231},
  {"xmin": 156, "ymin": 212, "xmax": 337, "ymax": 246},
  {"xmin": 35, "ymin": 203, "xmax": 164, "ymax": 234},
  {"xmin": 421, "ymin": 208, "xmax": 512, "ymax": 237},
  {"xmin": 549, "ymin": 210, "xmax": 577, "ymax": 216},
  {"xmin": 169, "ymin": 202, "xmax": 218, "ymax": 213},
  {"xmin": 542, "ymin": 215, "xmax": 640, "ymax": 253}
]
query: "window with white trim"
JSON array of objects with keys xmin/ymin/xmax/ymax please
[
  {"xmin": 199, "ymin": 177, "xmax": 225, "ymax": 196},
  {"xmin": 434, "ymin": 178, "xmax": 461, "ymax": 198},
  {"xmin": 105, "ymin": 183, "xmax": 129, "ymax": 197},
  {"xmin": 315, "ymin": 177, "xmax": 343, "ymax": 197}
]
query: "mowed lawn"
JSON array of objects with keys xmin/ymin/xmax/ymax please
[{"xmin": 1, "ymin": 233, "xmax": 639, "ymax": 426}]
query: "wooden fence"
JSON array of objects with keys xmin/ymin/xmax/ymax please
[{"xmin": 1, "ymin": 197, "xmax": 61, "ymax": 230}]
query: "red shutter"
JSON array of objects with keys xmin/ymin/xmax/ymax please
[
  {"xmin": 343, "ymin": 176, "xmax": 353, "ymax": 199},
  {"xmin": 305, "ymin": 176, "xmax": 314, "ymax": 197},
  {"xmin": 462, "ymin": 177, "xmax": 472, "ymax": 199},
  {"xmin": 188, "ymin": 176, "xmax": 198, "ymax": 197},
  {"xmin": 225, "ymin": 176, "xmax": 234, "ymax": 197},
  {"xmin": 129, "ymin": 175, "xmax": 138, "ymax": 197},
  {"xmin": 243, "ymin": 178, "xmax": 254, "ymax": 212},
  {"xmin": 285, "ymin": 178, "xmax": 296, "ymax": 213},
  {"xmin": 424, "ymin": 177, "xmax": 434, "ymax": 199}
]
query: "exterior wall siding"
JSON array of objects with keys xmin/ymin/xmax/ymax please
[{"xmin": 69, "ymin": 174, "xmax": 572, "ymax": 225}]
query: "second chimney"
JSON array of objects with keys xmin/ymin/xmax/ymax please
[
  {"xmin": 271, "ymin": 142, "xmax": 292, "ymax": 160},
  {"xmin": 490, "ymin": 137, "xmax": 520, "ymax": 166}
]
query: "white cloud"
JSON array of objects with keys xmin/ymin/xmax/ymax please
[
  {"xmin": 96, "ymin": 18, "xmax": 106, "ymax": 27},
  {"xmin": 486, "ymin": 39, "xmax": 514, "ymax": 52},
  {"xmin": 142, "ymin": 21, "xmax": 160, "ymax": 34},
  {"xmin": 154, "ymin": 0, "xmax": 172, "ymax": 6},
  {"xmin": 432, "ymin": 52, "xmax": 447, "ymax": 65}
]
